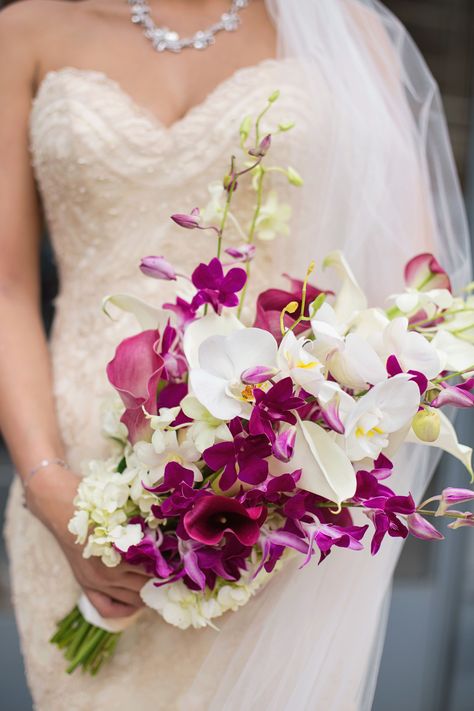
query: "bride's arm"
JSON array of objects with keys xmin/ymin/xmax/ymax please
[{"xmin": 0, "ymin": 3, "xmax": 151, "ymax": 618}]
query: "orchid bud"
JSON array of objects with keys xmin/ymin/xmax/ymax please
[
  {"xmin": 321, "ymin": 399, "xmax": 345, "ymax": 435},
  {"xmin": 225, "ymin": 244, "xmax": 256, "ymax": 263},
  {"xmin": 241, "ymin": 365, "xmax": 279, "ymax": 385},
  {"xmin": 171, "ymin": 208, "xmax": 201, "ymax": 229},
  {"xmin": 436, "ymin": 487, "xmax": 474, "ymax": 516},
  {"xmin": 273, "ymin": 427, "xmax": 297, "ymax": 462},
  {"xmin": 223, "ymin": 173, "xmax": 238, "ymax": 192},
  {"xmin": 239, "ymin": 115, "xmax": 252, "ymax": 143},
  {"xmin": 406, "ymin": 513, "xmax": 444, "ymax": 541},
  {"xmin": 249, "ymin": 134, "xmax": 272, "ymax": 158},
  {"xmin": 278, "ymin": 121, "xmax": 295, "ymax": 132},
  {"xmin": 448, "ymin": 512, "xmax": 474, "ymax": 529},
  {"xmin": 431, "ymin": 381, "xmax": 474, "ymax": 409},
  {"xmin": 140, "ymin": 256, "xmax": 177, "ymax": 281},
  {"xmin": 268, "ymin": 90, "xmax": 280, "ymax": 103},
  {"xmin": 287, "ymin": 167, "xmax": 304, "ymax": 187},
  {"xmin": 412, "ymin": 408, "xmax": 440, "ymax": 442}
]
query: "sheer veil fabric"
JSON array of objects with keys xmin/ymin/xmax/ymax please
[{"xmin": 180, "ymin": 1, "xmax": 471, "ymax": 709}]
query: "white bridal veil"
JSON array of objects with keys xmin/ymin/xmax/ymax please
[{"xmin": 180, "ymin": 1, "xmax": 472, "ymax": 709}]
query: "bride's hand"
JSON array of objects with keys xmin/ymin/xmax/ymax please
[{"xmin": 26, "ymin": 464, "xmax": 153, "ymax": 619}]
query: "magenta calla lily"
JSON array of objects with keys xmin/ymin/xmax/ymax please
[
  {"xmin": 404, "ymin": 253, "xmax": 452, "ymax": 292},
  {"xmin": 106, "ymin": 329, "xmax": 164, "ymax": 443},
  {"xmin": 183, "ymin": 495, "xmax": 266, "ymax": 546}
]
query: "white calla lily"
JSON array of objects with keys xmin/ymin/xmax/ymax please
[
  {"xmin": 183, "ymin": 312, "xmax": 245, "ymax": 370},
  {"xmin": 279, "ymin": 418, "xmax": 357, "ymax": 505},
  {"xmin": 323, "ymin": 250, "xmax": 367, "ymax": 323},
  {"xmin": 407, "ymin": 410, "xmax": 473, "ymax": 480},
  {"xmin": 189, "ymin": 328, "xmax": 278, "ymax": 420},
  {"xmin": 102, "ymin": 293, "xmax": 167, "ymax": 330}
]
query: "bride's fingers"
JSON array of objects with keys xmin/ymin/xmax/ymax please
[
  {"xmin": 84, "ymin": 588, "xmax": 140, "ymax": 619},
  {"xmin": 121, "ymin": 563, "xmax": 155, "ymax": 577}
]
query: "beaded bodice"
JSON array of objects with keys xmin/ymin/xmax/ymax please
[{"xmin": 29, "ymin": 59, "xmax": 312, "ymax": 467}]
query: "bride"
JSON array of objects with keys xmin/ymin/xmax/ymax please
[{"xmin": 0, "ymin": 0, "xmax": 470, "ymax": 709}]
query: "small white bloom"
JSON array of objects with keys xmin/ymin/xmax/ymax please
[
  {"xmin": 68, "ymin": 510, "xmax": 89, "ymax": 545},
  {"xmin": 100, "ymin": 395, "xmax": 129, "ymax": 444},
  {"xmin": 110, "ymin": 523, "xmax": 144, "ymax": 553},
  {"xmin": 134, "ymin": 429, "xmax": 201, "ymax": 486},
  {"xmin": 181, "ymin": 395, "xmax": 232, "ymax": 453},
  {"xmin": 277, "ymin": 330, "xmax": 325, "ymax": 396},
  {"xmin": 254, "ymin": 191, "xmax": 291, "ymax": 241}
]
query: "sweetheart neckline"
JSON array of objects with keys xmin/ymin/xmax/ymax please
[{"xmin": 32, "ymin": 58, "xmax": 282, "ymax": 134}]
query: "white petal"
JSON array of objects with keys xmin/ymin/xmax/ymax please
[
  {"xmin": 406, "ymin": 410, "xmax": 473, "ymax": 479},
  {"xmin": 273, "ymin": 418, "xmax": 356, "ymax": 504},
  {"xmin": 226, "ymin": 328, "xmax": 278, "ymax": 376},
  {"xmin": 344, "ymin": 333, "xmax": 387, "ymax": 385},
  {"xmin": 189, "ymin": 369, "xmax": 242, "ymax": 420},
  {"xmin": 323, "ymin": 251, "xmax": 367, "ymax": 323},
  {"xmin": 198, "ymin": 336, "xmax": 235, "ymax": 379},
  {"xmin": 102, "ymin": 294, "xmax": 166, "ymax": 330},
  {"xmin": 183, "ymin": 312, "xmax": 244, "ymax": 369},
  {"xmin": 431, "ymin": 331, "xmax": 474, "ymax": 375}
]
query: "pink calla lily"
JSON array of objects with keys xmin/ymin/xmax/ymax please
[
  {"xmin": 404, "ymin": 253, "xmax": 451, "ymax": 292},
  {"xmin": 106, "ymin": 329, "xmax": 165, "ymax": 443}
]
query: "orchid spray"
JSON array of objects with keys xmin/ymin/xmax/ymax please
[{"xmin": 50, "ymin": 92, "xmax": 474, "ymax": 675}]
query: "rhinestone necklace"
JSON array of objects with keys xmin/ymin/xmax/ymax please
[{"xmin": 128, "ymin": 0, "xmax": 250, "ymax": 53}]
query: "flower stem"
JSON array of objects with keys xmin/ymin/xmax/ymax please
[{"xmin": 237, "ymin": 167, "xmax": 265, "ymax": 319}]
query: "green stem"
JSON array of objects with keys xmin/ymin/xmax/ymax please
[
  {"xmin": 432, "ymin": 365, "xmax": 474, "ymax": 384},
  {"xmin": 237, "ymin": 167, "xmax": 265, "ymax": 319}
]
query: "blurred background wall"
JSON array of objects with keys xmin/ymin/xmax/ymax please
[{"xmin": 0, "ymin": 0, "xmax": 473, "ymax": 709}]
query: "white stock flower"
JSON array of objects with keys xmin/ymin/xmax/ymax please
[
  {"xmin": 68, "ymin": 509, "xmax": 89, "ymax": 545},
  {"xmin": 133, "ymin": 429, "xmax": 201, "ymax": 487},
  {"xmin": 180, "ymin": 395, "xmax": 232, "ymax": 453},
  {"xmin": 254, "ymin": 191, "xmax": 291, "ymax": 241},
  {"xmin": 147, "ymin": 406, "xmax": 181, "ymax": 453},
  {"xmin": 140, "ymin": 561, "xmax": 280, "ymax": 630},
  {"xmin": 100, "ymin": 395, "xmax": 129, "ymax": 445}
]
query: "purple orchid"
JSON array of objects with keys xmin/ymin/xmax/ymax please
[
  {"xmin": 406, "ymin": 513, "xmax": 444, "ymax": 541},
  {"xmin": 431, "ymin": 379, "xmax": 474, "ymax": 409},
  {"xmin": 203, "ymin": 423, "xmax": 272, "ymax": 491},
  {"xmin": 386, "ymin": 354, "xmax": 428, "ymax": 395},
  {"xmin": 190, "ymin": 258, "xmax": 247, "ymax": 314},
  {"xmin": 170, "ymin": 207, "xmax": 201, "ymax": 229},
  {"xmin": 249, "ymin": 377, "xmax": 305, "ymax": 447},
  {"xmin": 158, "ymin": 321, "xmax": 187, "ymax": 381},
  {"xmin": 106, "ymin": 329, "xmax": 164, "ymax": 443},
  {"xmin": 224, "ymin": 244, "xmax": 256, "ymax": 264},
  {"xmin": 163, "ymin": 296, "xmax": 197, "ymax": 331}
]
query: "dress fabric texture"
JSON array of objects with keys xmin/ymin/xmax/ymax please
[{"xmin": 1, "ymin": 50, "xmax": 456, "ymax": 710}]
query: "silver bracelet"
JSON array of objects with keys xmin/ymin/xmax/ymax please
[{"xmin": 22, "ymin": 457, "xmax": 70, "ymax": 509}]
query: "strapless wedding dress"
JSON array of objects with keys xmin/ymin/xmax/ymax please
[{"xmin": 4, "ymin": 58, "xmax": 406, "ymax": 711}]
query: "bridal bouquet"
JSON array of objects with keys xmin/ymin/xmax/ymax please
[{"xmin": 51, "ymin": 92, "xmax": 474, "ymax": 674}]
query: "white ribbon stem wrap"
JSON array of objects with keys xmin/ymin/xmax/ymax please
[{"xmin": 78, "ymin": 593, "xmax": 143, "ymax": 634}]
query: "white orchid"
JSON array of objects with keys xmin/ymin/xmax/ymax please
[
  {"xmin": 254, "ymin": 191, "xmax": 291, "ymax": 241},
  {"xmin": 311, "ymin": 303, "xmax": 386, "ymax": 389},
  {"xmin": 146, "ymin": 406, "xmax": 181, "ymax": 453},
  {"xmin": 201, "ymin": 181, "xmax": 226, "ymax": 223},
  {"xmin": 183, "ymin": 311, "xmax": 245, "ymax": 370},
  {"xmin": 187, "ymin": 327, "xmax": 278, "ymax": 420},
  {"xmin": 381, "ymin": 317, "xmax": 441, "ymax": 379},
  {"xmin": 277, "ymin": 330, "xmax": 325, "ymax": 395},
  {"xmin": 341, "ymin": 375, "xmax": 420, "ymax": 462},
  {"xmin": 180, "ymin": 395, "xmax": 232, "ymax": 453}
]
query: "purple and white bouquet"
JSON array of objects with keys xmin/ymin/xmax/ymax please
[{"xmin": 51, "ymin": 92, "xmax": 474, "ymax": 674}]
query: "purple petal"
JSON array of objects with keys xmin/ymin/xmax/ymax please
[{"xmin": 407, "ymin": 513, "xmax": 444, "ymax": 541}]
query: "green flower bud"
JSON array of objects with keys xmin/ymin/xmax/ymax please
[
  {"xmin": 278, "ymin": 121, "xmax": 295, "ymax": 132},
  {"xmin": 268, "ymin": 89, "xmax": 280, "ymax": 103},
  {"xmin": 412, "ymin": 408, "xmax": 441, "ymax": 443},
  {"xmin": 239, "ymin": 115, "xmax": 252, "ymax": 142},
  {"xmin": 287, "ymin": 167, "xmax": 304, "ymax": 186}
]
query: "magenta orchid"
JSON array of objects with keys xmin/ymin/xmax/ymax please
[{"xmin": 191, "ymin": 258, "xmax": 247, "ymax": 314}]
